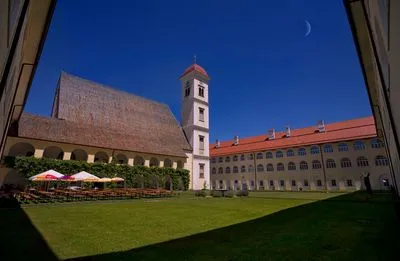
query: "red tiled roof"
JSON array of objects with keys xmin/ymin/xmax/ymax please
[
  {"xmin": 179, "ymin": 64, "xmax": 209, "ymax": 78},
  {"xmin": 210, "ymin": 117, "xmax": 377, "ymax": 156}
]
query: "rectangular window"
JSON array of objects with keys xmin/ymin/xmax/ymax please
[
  {"xmin": 317, "ymin": 179, "xmax": 322, "ymax": 187},
  {"xmin": 259, "ymin": 180, "xmax": 264, "ymax": 187},
  {"xmin": 331, "ymin": 179, "xmax": 337, "ymax": 187},
  {"xmin": 291, "ymin": 180, "xmax": 296, "ymax": 187},
  {"xmin": 199, "ymin": 107, "xmax": 204, "ymax": 122},
  {"xmin": 269, "ymin": 180, "xmax": 274, "ymax": 186},
  {"xmin": 185, "ymin": 81, "xmax": 191, "ymax": 97},
  {"xmin": 346, "ymin": 179, "xmax": 353, "ymax": 187},
  {"xmin": 198, "ymin": 86, "xmax": 205, "ymax": 97},
  {"xmin": 280, "ymin": 180, "xmax": 285, "ymax": 187},
  {"xmin": 304, "ymin": 180, "xmax": 309, "ymax": 186},
  {"xmin": 199, "ymin": 164, "xmax": 204, "ymax": 179},
  {"xmin": 199, "ymin": 135, "xmax": 204, "ymax": 154}
]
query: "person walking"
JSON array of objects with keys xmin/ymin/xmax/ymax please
[{"xmin": 364, "ymin": 173, "xmax": 373, "ymax": 195}]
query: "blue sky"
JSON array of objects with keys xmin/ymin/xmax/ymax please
[{"xmin": 26, "ymin": 0, "xmax": 371, "ymax": 142}]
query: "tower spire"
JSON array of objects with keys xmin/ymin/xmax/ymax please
[{"xmin": 193, "ymin": 54, "xmax": 197, "ymax": 64}]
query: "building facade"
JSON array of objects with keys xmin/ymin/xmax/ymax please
[
  {"xmin": 0, "ymin": 0, "xmax": 56, "ymax": 158},
  {"xmin": 0, "ymin": 63, "xmax": 211, "ymax": 190},
  {"xmin": 210, "ymin": 117, "xmax": 391, "ymax": 191},
  {"xmin": 345, "ymin": 0, "xmax": 400, "ymax": 195}
]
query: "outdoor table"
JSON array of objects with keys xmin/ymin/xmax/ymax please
[{"xmin": 219, "ymin": 189, "xmax": 228, "ymax": 196}]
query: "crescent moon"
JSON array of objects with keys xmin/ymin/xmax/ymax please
[{"xmin": 304, "ymin": 20, "xmax": 311, "ymax": 37}]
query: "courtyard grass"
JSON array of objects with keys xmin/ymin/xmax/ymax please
[{"xmin": 1, "ymin": 191, "xmax": 399, "ymax": 260}]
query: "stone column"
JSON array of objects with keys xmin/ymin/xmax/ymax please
[
  {"xmin": 159, "ymin": 160, "xmax": 164, "ymax": 168},
  {"xmin": 172, "ymin": 161, "xmax": 178, "ymax": 169},
  {"xmin": 128, "ymin": 158, "xmax": 134, "ymax": 166},
  {"xmin": 63, "ymin": 152, "xmax": 72, "ymax": 160},
  {"xmin": 34, "ymin": 148, "xmax": 44, "ymax": 158},
  {"xmin": 108, "ymin": 156, "xmax": 113, "ymax": 164},
  {"xmin": 144, "ymin": 159, "xmax": 150, "ymax": 167},
  {"xmin": 87, "ymin": 154, "xmax": 95, "ymax": 163}
]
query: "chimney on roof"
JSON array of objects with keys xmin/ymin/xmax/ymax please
[
  {"xmin": 215, "ymin": 139, "xmax": 220, "ymax": 148},
  {"xmin": 285, "ymin": 126, "xmax": 291, "ymax": 137},
  {"xmin": 317, "ymin": 120, "xmax": 325, "ymax": 133},
  {"xmin": 268, "ymin": 129, "xmax": 275, "ymax": 140},
  {"xmin": 233, "ymin": 136, "xmax": 239, "ymax": 146}
]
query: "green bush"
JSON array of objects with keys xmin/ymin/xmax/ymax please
[
  {"xmin": 3, "ymin": 156, "xmax": 190, "ymax": 190},
  {"xmin": 210, "ymin": 190, "xmax": 222, "ymax": 197},
  {"xmin": 236, "ymin": 190, "xmax": 249, "ymax": 197},
  {"xmin": 195, "ymin": 190, "xmax": 207, "ymax": 197},
  {"xmin": 224, "ymin": 190, "xmax": 235, "ymax": 198}
]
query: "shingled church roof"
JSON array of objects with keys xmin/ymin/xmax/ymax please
[{"xmin": 15, "ymin": 72, "xmax": 192, "ymax": 157}]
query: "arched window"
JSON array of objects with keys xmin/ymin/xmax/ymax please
[
  {"xmin": 323, "ymin": 144, "xmax": 333, "ymax": 153},
  {"xmin": 326, "ymin": 159, "xmax": 336, "ymax": 168},
  {"xmin": 134, "ymin": 156, "xmax": 144, "ymax": 166},
  {"xmin": 287, "ymin": 149, "xmax": 295, "ymax": 157},
  {"xmin": 266, "ymin": 152, "xmax": 273, "ymax": 159},
  {"xmin": 177, "ymin": 160, "xmax": 183, "ymax": 169},
  {"xmin": 267, "ymin": 163, "xmax": 274, "ymax": 172},
  {"xmin": 248, "ymin": 165, "xmax": 254, "ymax": 172},
  {"xmin": 71, "ymin": 149, "xmax": 88, "ymax": 161},
  {"xmin": 233, "ymin": 155, "xmax": 238, "ymax": 161},
  {"xmin": 257, "ymin": 164, "xmax": 264, "ymax": 172},
  {"xmin": 256, "ymin": 152, "xmax": 263, "ymax": 159},
  {"xmin": 276, "ymin": 150, "xmax": 283, "ymax": 158},
  {"xmin": 288, "ymin": 162, "xmax": 296, "ymax": 171},
  {"xmin": 150, "ymin": 157, "xmax": 159, "ymax": 167},
  {"xmin": 312, "ymin": 160, "xmax": 321, "ymax": 169},
  {"xmin": 247, "ymin": 154, "xmax": 254, "ymax": 160},
  {"xmin": 310, "ymin": 146, "xmax": 320, "ymax": 155},
  {"xmin": 211, "ymin": 167, "xmax": 216, "ymax": 174},
  {"xmin": 115, "ymin": 154, "xmax": 128, "ymax": 164},
  {"xmin": 218, "ymin": 157, "xmax": 223, "ymax": 163},
  {"xmin": 240, "ymin": 165, "xmax": 246, "ymax": 173},
  {"xmin": 225, "ymin": 156, "xmax": 230, "ymax": 162},
  {"xmin": 375, "ymin": 155, "xmax": 389, "ymax": 166},
  {"xmin": 240, "ymin": 154, "xmax": 245, "ymax": 161},
  {"xmin": 225, "ymin": 167, "xmax": 231, "ymax": 174},
  {"xmin": 43, "ymin": 146, "xmax": 64, "ymax": 160},
  {"xmin": 340, "ymin": 158, "xmax": 352, "ymax": 168},
  {"xmin": 357, "ymin": 156, "xmax": 369, "ymax": 167},
  {"xmin": 277, "ymin": 163, "xmax": 284, "ymax": 171},
  {"xmin": 300, "ymin": 161, "xmax": 308, "ymax": 170},
  {"xmin": 218, "ymin": 167, "xmax": 223, "ymax": 174},
  {"xmin": 164, "ymin": 158, "xmax": 172, "ymax": 168},
  {"xmin": 338, "ymin": 143, "xmax": 349, "ymax": 152},
  {"xmin": 8, "ymin": 142, "xmax": 35, "ymax": 157},
  {"xmin": 298, "ymin": 148, "xmax": 306, "ymax": 156},
  {"xmin": 353, "ymin": 141, "xmax": 366, "ymax": 151},
  {"xmin": 233, "ymin": 166, "xmax": 239, "ymax": 173},
  {"xmin": 371, "ymin": 138, "xmax": 384, "ymax": 148},
  {"xmin": 211, "ymin": 157, "xmax": 216, "ymax": 163}
]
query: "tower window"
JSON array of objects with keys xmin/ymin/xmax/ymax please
[
  {"xmin": 199, "ymin": 135, "xmax": 205, "ymax": 154},
  {"xmin": 185, "ymin": 81, "xmax": 191, "ymax": 97},
  {"xmin": 199, "ymin": 107, "xmax": 205, "ymax": 122},
  {"xmin": 199, "ymin": 164, "xmax": 205, "ymax": 178},
  {"xmin": 198, "ymin": 85, "xmax": 205, "ymax": 97}
]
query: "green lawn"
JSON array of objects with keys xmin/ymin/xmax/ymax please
[{"xmin": 1, "ymin": 191, "xmax": 399, "ymax": 261}]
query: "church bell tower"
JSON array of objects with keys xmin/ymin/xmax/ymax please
[{"xmin": 179, "ymin": 61, "xmax": 210, "ymax": 190}]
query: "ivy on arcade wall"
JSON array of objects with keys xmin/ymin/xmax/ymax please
[{"xmin": 3, "ymin": 156, "xmax": 190, "ymax": 190}]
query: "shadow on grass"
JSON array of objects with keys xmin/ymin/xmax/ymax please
[
  {"xmin": 1, "ymin": 192, "xmax": 398, "ymax": 261},
  {"xmin": 66, "ymin": 192, "xmax": 399, "ymax": 261},
  {"xmin": 0, "ymin": 201, "xmax": 58, "ymax": 260}
]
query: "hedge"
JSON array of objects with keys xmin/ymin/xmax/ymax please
[{"xmin": 3, "ymin": 156, "xmax": 190, "ymax": 190}]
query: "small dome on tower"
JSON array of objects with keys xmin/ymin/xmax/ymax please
[{"xmin": 180, "ymin": 64, "xmax": 209, "ymax": 79}]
